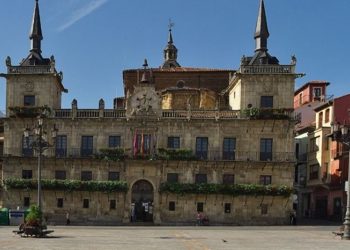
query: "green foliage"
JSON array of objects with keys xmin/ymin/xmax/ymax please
[
  {"xmin": 95, "ymin": 148, "xmax": 127, "ymax": 161},
  {"xmin": 25, "ymin": 205, "xmax": 42, "ymax": 226},
  {"xmin": 8, "ymin": 105, "xmax": 52, "ymax": 118},
  {"xmin": 3, "ymin": 179, "xmax": 128, "ymax": 193},
  {"xmin": 159, "ymin": 182, "xmax": 293, "ymax": 197},
  {"xmin": 157, "ymin": 148, "xmax": 197, "ymax": 161}
]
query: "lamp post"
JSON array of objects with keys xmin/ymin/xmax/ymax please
[
  {"xmin": 331, "ymin": 122, "xmax": 350, "ymax": 240},
  {"xmin": 24, "ymin": 116, "xmax": 57, "ymax": 212}
]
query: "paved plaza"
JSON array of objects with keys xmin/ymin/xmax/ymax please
[{"xmin": 0, "ymin": 225, "xmax": 349, "ymax": 250}]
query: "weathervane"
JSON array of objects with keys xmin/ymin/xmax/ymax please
[{"xmin": 168, "ymin": 19, "xmax": 175, "ymax": 31}]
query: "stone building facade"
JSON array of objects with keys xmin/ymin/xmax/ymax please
[{"xmin": 0, "ymin": 0, "xmax": 297, "ymax": 225}]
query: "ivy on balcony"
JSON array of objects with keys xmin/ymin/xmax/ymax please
[
  {"xmin": 8, "ymin": 106, "xmax": 52, "ymax": 118},
  {"xmin": 157, "ymin": 148, "xmax": 197, "ymax": 161},
  {"xmin": 3, "ymin": 179, "xmax": 128, "ymax": 193},
  {"xmin": 159, "ymin": 182, "xmax": 293, "ymax": 197},
  {"xmin": 94, "ymin": 148, "xmax": 127, "ymax": 161},
  {"xmin": 242, "ymin": 108, "xmax": 292, "ymax": 120}
]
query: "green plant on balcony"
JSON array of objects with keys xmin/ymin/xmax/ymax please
[
  {"xmin": 8, "ymin": 105, "xmax": 52, "ymax": 118},
  {"xmin": 3, "ymin": 179, "xmax": 128, "ymax": 193},
  {"xmin": 159, "ymin": 182, "xmax": 293, "ymax": 197},
  {"xmin": 157, "ymin": 148, "xmax": 197, "ymax": 161},
  {"xmin": 94, "ymin": 148, "xmax": 127, "ymax": 161}
]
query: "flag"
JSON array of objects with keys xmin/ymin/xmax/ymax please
[{"xmin": 140, "ymin": 131, "xmax": 144, "ymax": 156}]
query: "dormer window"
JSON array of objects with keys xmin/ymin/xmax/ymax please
[
  {"xmin": 24, "ymin": 95, "xmax": 35, "ymax": 106},
  {"xmin": 313, "ymin": 87, "xmax": 322, "ymax": 100}
]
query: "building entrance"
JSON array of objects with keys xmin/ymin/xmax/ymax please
[{"xmin": 131, "ymin": 180, "xmax": 154, "ymax": 222}]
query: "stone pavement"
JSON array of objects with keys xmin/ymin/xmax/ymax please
[{"xmin": 0, "ymin": 225, "xmax": 348, "ymax": 250}]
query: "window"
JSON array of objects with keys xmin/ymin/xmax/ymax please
[
  {"xmin": 299, "ymin": 93, "xmax": 303, "ymax": 105},
  {"xmin": 224, "ymin": 203, "xmax": 231, "ymax": 213},
  {"xmin": 167, "ymin": 137, "xmax": 180, "ymax": 149},
  {"xmin": 81, "ymin": 136, "xmax": 93, "ymax": 157},
  {"xmin": 169, "ymin": 201, "xmax": 175, "ymax": 211},
  {"xmin": 318, "ymin": 112, "xmax": 323, "ymax": 128},
  {"xmin": 196, "ymin": 137, "xmax": 208, "ymax": 160},
  {"xmin": 55, "ymin": 170, "xmax": 66, "ymax": 180},
  {"xmin": 57, "ymin": 198, "xmax": 63, "ymax": 208},
  {"xmin": 310, "ymin": 137, "xmax": 320, "ymax": 152},
  {"xmin": 260, "ymin": 138, "xmax": 273, "ymax": 161},
  {"xmin": 22, "ymin": 135, "xmax": 33, "ymax": 157},
  {"xmin": 110, "ymin": 200, "xmax": 116, "ymax": 210},
  {"xmin": 167, "ymin": 173, "xmax": 179, "ymax": 183},
  {"xmin": 22, "ymin": 170, "xmax": 32, "ymax": 179},
  {"xmin": 259, "ymin": 175, "xmax": 272, "ymax": 185},
  {"xmin": 223, "ymin": 174, "xmax": 235, "ymax": 185},
  {"xmin": 261, "ymin": 204, "xmax": 268, "ymax": 215},
  {"xmin": 83, "ymin": 199, "xmax": 89, "ymax": 208},
  {"xmin": 223, "ymin": 138, "xmax": 236, "ymax": 160},
  {"xmin": 56, "ymin": 135, "xmax": 67, "ymax": 157},
  {"xmin": 197, "ymin": 202, "xmax": 204, "ymax": 212},
  {"xmin": 108, "ymin": 171, "xmax": 120, "ymax": 181},
  {"xmin": 24, "ymin": 95, "xmax": 35, "ymax": 106},
  {"xmin": 261, "ymin": 96, "xmax": 273, "ymax": 108},
  {"xmin": 109, "ymin": 136, "xmax": 121, "ymax": 148},
  {"xmin": 81, "ymin": 171, "xmax": 92, "ymax": 181},
  {"xmin": 309, "ymin": 164, "xmax": 319, "ymax": 180},
  {"xmin": 24, "ymin": 197, "xmax": 30, "ymax": 207},
  {"xmin": 195, "ymin": 174, "xmax": 207, "ymax": 184},
  {"xmin": 313, "ymin": 87, "xmax": 322, "ymax": 98},
  {"xmin": 325, "ymin": 109, "xmax": 330, "ymax": 123}
]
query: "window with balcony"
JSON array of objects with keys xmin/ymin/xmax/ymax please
[
  {"xmin": 24, "ymin": 95, "xmax": 35, "ymax": 106},
  {"xmin": 195, "ymin": 174, "xmax": 207, "ymax": 184},
  {"xmin": 196, "ymin": 137, "xmax": 208, "ymax": 160},
  {"xmin": 167, "ymin": 173, "xmax": 179, "ymax": 183},
  {"xmin": 55, "ymin": 170, "xmax": 66, "ymax": 180},
  {"xmin": 22, "ymin": 135, "xmax": 33, "ymax": 157},
  {"xmin": 223, "ymin": 138, "xmax": 236, "ymax": 160},
  {"xmin": 325, "ymin": 109, "xmax": 330, "ymax": 123},
  {"xmin": 56, "ymin": 135, "xmax": 67, "ymax": 157},
  {"xmin": 167, "ymin": 137, "xmax": 180, "ymax": 149},
  {"xmin": 260, "ymin": 138, "xmax": 272, "ymax": 161},
  {"xmin": 109, "ymin": 136, "xmax": 121, "ymax": 148},
  {"xmin": 223, "ymin": 174, "xmax": 235, "ymax": 185},
  {"xmin": 309, "ymin": 164, "xmax": 319, "ymax": 180},
  {"xmin": 259, "ymin": 175, "xmax": 272, "ymax": 185},
  {"xmin": 81, "ymin": 136, "xmax": 93, "ymax": 157},
  {"xmin": 22, "ymin": 170, "xmax": 32, "ymax": 179},
  {"xmin": 81, "ymin": 171, "xmax": 92, "ymax": 181},
  {"xmin": 261, "ymin": 96, "xmax": 273, "ymax": 108},
  {"xmin": 318, "ymin": 112, "xmax": 323, "ymax": 128},
  {"xmin": 108, "ymin": 171, "xmax": 120, "ymax": 181}
]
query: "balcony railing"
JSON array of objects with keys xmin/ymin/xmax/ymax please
[
  {"xmin": 7, "ymin": 65, "xmax": 53, "ymax": 74},
  {"xmin": 3, "ymin": 148, "xmax": 295, "ymax": 162},
  {"xmin": 239, "ymin": 65, "xmax": 295, "ymax": 74}
]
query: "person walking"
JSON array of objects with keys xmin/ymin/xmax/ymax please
[{"xmin": 66, "ymin": 211, "xmax": 70, "ymax": 225}]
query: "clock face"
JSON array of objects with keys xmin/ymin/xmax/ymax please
[{"xmin": 128, "ymin": 88, "xmax": 161, "ymax": 116}]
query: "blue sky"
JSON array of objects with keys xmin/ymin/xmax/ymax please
[{"xmin": 0, "ymin": 0, "xmax": 349, "ymax": 111}]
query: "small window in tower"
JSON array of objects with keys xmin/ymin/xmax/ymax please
[{"xmin": 24, "ymin": 95, "xmax": 35, "ymax": 106}]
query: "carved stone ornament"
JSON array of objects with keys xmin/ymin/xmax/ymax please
[
  {"xmin": 24, "ymin": 82, "xmax": 34, "ymax": 92},
  {"xmin": 126, "ymin": 86, "xmax": 161, "ymax": 118}
]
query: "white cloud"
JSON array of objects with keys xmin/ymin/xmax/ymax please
[{"xmin": 58, "ymin": 0, "xmax": 108, "ymax": 32}]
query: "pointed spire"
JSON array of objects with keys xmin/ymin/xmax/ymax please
[
  {"xmin": 254, "ymin": 0, "xmax": 269, "ymax": 52},
  {"xmin": 162, "ymin": 20, "xmax": 181, "ymax": 69},
  {"xmin": 30, "ymin": 0, "xmax": 43, "ymax": 54}
]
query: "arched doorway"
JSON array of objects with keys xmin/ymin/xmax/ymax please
[{"xmin": 131, "ymin": 180, "xmax": 154, "ymax": 222}]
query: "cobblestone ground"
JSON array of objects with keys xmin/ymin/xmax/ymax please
[{"xmin": 0, "ymin": 226, "xmax": 349, "ymax": 250}]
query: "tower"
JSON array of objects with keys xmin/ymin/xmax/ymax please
[
  {"xmin": 161, "ymin": 22, "xmax": 181, "ymax": 69},
  {"xmin": 2, "ymin": 0, "xmax": 66, "ymax": 117}
]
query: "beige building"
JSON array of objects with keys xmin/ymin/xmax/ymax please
[{"xmin": 0, "ymin": 0, "xmax": 297, "ymax": 225}]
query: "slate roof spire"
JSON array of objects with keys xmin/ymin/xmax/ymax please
[
  {"xmin": 30, "ymin": 0, "xmax": 43, "ymax": 54},
  {"xmin": 254, "ymin": 0, "xmax": 269, "ymax": 52},
  {"xmin": 162, "ymin": 20, "xmax": 181, "ymax": 69}
]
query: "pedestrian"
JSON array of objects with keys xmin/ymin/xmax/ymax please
[
  {"xmin": 196, "ymin": 212, "xmax": 203, "ymax": 226},
  {"xmin": 66, "ymin": 211, "xmax": 70, "ymax": 225}
]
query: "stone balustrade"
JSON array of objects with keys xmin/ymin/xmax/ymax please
[{"xmin": 239, "ymin": 65, "xmax": 295, "ymax": 74}]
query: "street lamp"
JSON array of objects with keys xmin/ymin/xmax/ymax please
[
  {"xmin": 332, "ymin": 122, "xmax": 350, "ymax": 240},
  {"xmin": 24, "ymin": 116, "xmax": 58, "ymax": 211}
]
